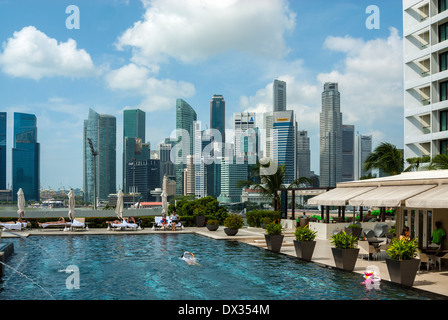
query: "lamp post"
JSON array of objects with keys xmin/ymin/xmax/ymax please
[{"xmin": 87, "ymin": 138, "xmax": 98, "ymax": 210}]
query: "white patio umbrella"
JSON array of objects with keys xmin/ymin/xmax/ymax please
[
  {"xmin": 115, "ymin": 189, "xmax": 124, "ymax": 220},
  {"xmin": 68, "ymin": 189, "xmax": 75, "ymax": 221},
  {"xmin": 17, "ymin": 188, "xmax": 25, "ymax": 220}
]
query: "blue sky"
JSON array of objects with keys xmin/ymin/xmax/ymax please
[{"xmin": 0, "ymin": 0, "xmax": 404, "ymax": 190}]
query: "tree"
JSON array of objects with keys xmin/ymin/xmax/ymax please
[
  {"xmin": 428, "ymin": 154, "xmax": 448, "ymax": 170},
  {"xmin": 404, "ymin": 155, "xmax": 431, "ymax": 172},
  {"xmin": 363, "ymin": 142, "xmax": 403, "ymax": 176},
  {"xmin": 238, "ymin": 161, "xmax": 313, "ymax": 211}
]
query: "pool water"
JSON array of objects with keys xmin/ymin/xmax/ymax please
[{"xmin": 0, "ymin": 234, "xmax": 443, "ymax": 300}]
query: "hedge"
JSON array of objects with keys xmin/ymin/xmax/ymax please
[{"xmin": 246, "ymin": 210, "xmax": 281, "ymax": 227}]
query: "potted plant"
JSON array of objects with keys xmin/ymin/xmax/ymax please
[
  {"xmin": 206, "ymin": 219, "xmax": 219, "ymax": 231},
  {"xmin": 330, "ymin": 230, "xmax": 359, "ymax": 272},
  {"xmin": 264, "ymin": 221, "xmax": 284, "ymax": 252},
  {"xmin": 193, "ymin": 207, "xmax": 206, "ymax": 227},
  {"xmin": 260, "ymin": 217, "xmax": 271, "ymax": 229},
  {"xmin": 385, "ymin": 237, "xmax": 420, "ymax": 286},
  {"xmin": 293, "ymin": 225, "xmax": 317, "ymax": 261},
  {"xmin": 224, "ymin": 214, "xmax": 244, "ymax": 236},
  {"xmin": 344, "ymin": 223, "xmax": 363, "ymax": 239}
]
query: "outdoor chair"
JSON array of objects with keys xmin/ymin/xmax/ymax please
[
  {"xmin": 434, "ymin": 252, "xmax": 448, "ymax": 271},
  {"xmin": 417, "ymin": 252, "xmax": 435, "ymax": 272},
  {"xmin": 70, "ymin": 218, "xmax": 86, "ymax": 231},
  {"xmin": 363, "ymin": 229, "xmax": 375, "ymax": 238},
  {"xmin": 358, "ymin": 240, "xmax": 379, "ymax": 261},
  {"xmin": 374, "ymin": 224, "xmax": 388, "ymax": 238}
]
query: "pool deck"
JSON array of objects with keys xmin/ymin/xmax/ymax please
[{"xmin": 2, "ymin": 226, "xmax": 448, "ymax": 299}]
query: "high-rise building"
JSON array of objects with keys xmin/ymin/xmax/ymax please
[
  {"xmin": 403, "ymin": 0, "xmax": 448, "ymax": 162},
  {"xmin": 175, "ymin": 99, "xmax": 197, "ymax": 196},
  {"xmin": 272, "ymin": 110, "xmax": 296, "ymax": 184},
  {"xmin": 234, "ymin": 112, "xmax": 258, "ymax": 163},
  {"xmin": 123, "ymin": 109, "xmax": 147, "ymax": 194},
  {"xmin": 217, "ymin": 157, "xmax": 248, "ymax": 203},
  {"xmin": 354, "ymin": 133, "xmax": 372, "ymax": 180},
  {"xmin": 12, "ymin": 112, "xmax": 40, "ymax": 201},
  {"xmin": 296, "ymin": 130, "xmax": 311, "ymax": 180},
  {"xmin": 210, "ymin": 94, "xmax": 226, "ymax": 143},
  {"xmin": 158, "ymin": 138, "xmax": 176, "ymax": 180},
  {"xmin": 342, "ymin": 125, "xmax": 355, "ymax": 182},
  {"xmin": 0, "ymin": 112, "xmax": 6, "ymax": 190},
  {"xmin": 320, "ymin": 82, "xmax": 342, "ymax": 187},
  {"xmin": 273, "ymin": 79, "xmax": 286, "ymax": 112},
  {"xmin": 83, "ymin": 108, "xmax": 116, "ymax": 204}
]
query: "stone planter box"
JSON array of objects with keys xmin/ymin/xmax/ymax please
[
  {"xmin": 194, "ymin": 216, "xmax": 206, "ymax": 227},
  {"xmin": 293, "ymin": 240, "xmax": 316, "ymax": 262},
  {"xmin": 206, "ymin": 224, "xmax": 219, "ymax": 231},
  {"xmin": 385, "ymin": 258, "xmax": 420, "ymax": 286},
  {"xmin": 224, "ymin": 228, "xmax": 239, "ymax": 236},
  {"xmin": 331, "ymin": 248, "xmax": 360, "ymax": 272},
  {"xmin": 265, "ymin": 234, "xmax": 284, "ymax": 253}
]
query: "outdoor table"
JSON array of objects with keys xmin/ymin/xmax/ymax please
[{"xmin": 367, "ymin": 238, "xmax": 384, "ymax": 248}]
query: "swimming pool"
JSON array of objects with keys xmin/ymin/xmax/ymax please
[{"xmin": 0, "ymin": 234, "xmax": 444, "ymax": 300}]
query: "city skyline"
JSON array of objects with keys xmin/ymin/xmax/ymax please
[{"xmin": 0, "ymin": 1, "xmax": 404, "ymax": 189}]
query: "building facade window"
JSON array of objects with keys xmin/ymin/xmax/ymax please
[
  {"xmin": 440, "ymin": 0, "xmax": 448, "ymax": 13},
  {"xmin": 441, "ymin": 110, "xmax": 448, "ymax": 131},
  {"xmin": 441, "ymin": 139, "xmax": 448, "ymax": 155},
  {"xmin": 441, "ymin": 80, "xmax": 448, "ymax": 101},
  {"xmin": 440, "ymin": 22, "xmax": 448, "ymax": 42},
  {"xmin": 441, "ymin": 52, "xmax": 448, "ymax": 72}
]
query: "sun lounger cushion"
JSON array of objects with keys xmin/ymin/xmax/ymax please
[{"xmin": 0, "ymin": 222, "xmax": 24, "ymax": 230}]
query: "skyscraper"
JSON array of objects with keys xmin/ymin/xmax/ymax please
[
  {"xmin": 272, "ymin": 110, "xmax": 296, "ymax": 184},
  {"xmin": 210, "ymin": 94, "xmax": 226, "ymax": 143},
  {"xmin": 354, "ymin": 133, "xmax": 372, "ymax": 180},
  {"xmin": 320, "ymin": 82, "xmax": 342, "ymax": 187},
  {"xmin": 83, "ymin": 108, "xmax": 116, "ymax": 204},
  {"xmin": 342, "ymin": 124, "xmax": 355, "ymax": 182},
  {"xmin": 209, "ymin": 94, "xmax": 226, "ymax": 198},
  {"xmin": 123, "ymin": 109, "xmax": 147, "ymax": 195},
  {"xmin": 296, "ymin": 130, "xmax": 311, "ymax": 180},
  {"xmin": 0, "ymin": 112, "xmax": 6, "ymax": 190},
  {"xmin": 273, "ymin": 79, "xmax": 286, "ymax": 112},
  {"xmin": 234, "ymin": 112, "xmax": 258, "ymax": 164},
  {"xmin": 175, "ymin": 99, "xmax": 197, "ymax": 196},
  {"xmin": 12, "ymin": 112, "xmax": 40, "ymax": 201}
]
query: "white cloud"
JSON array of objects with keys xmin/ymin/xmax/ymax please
[
  {"xmin": 0, "ymin": 26, "xmax": 96, "ymax": 80},
  {"xmin": 116, "ymin": 0, "xmax": 296, "ymax": 67},
  {"xmin": 105, "ymin": 63, "xmax": 195, "ymax": 112}
]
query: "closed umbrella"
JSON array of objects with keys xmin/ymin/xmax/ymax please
[
  {"xmin": 17, "ymin": 188, "xmax": 25, "ymax": 220},
  {"xmin": 68, "ymin": 189, "xmax": 75, "ymax": 221},
  {"xmin": 115, "ymin": 189, "xmax": 124, "ymax": 220},
  {"xmin": 161, "ymin": 176, "xmax": 168, "ymax": 218}
]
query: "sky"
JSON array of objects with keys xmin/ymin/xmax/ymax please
[{"xmin": 0, "ymin": 0, "xmax": 404, "ymax": 191}]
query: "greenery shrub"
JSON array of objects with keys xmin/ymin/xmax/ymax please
[
  {"xmin": 224, "ymin": 214, "xmax": 244, "ymax": 229},
  {"xmin": 206, "ymin": 219, "xmax": 219, "ymax": 225},
  {"xmin": 294, "ymin": 225, "xmax": 317, "ymax": 242},
  {"xmin": 170, "ymin": 196, "xmax": 228, "ymax": 224},
  {"xmin": 265, "ymin": 221, "xmax": 282, "ymax": 235},
  {"xmin": 330, "ymin": 230, "xmax": 358, "ymax": 249},
  {"xmin": 386, "ymin": 238, "xmax": 419, "ymax": 261},
  {"xmin": 246, "ymin": 210, "xmax": 281, "ymax": 227}
]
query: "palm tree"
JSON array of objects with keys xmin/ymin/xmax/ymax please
[
  {"xmin": 238, "ymin": 161, "xmax": 313, "ymax": 211},
  {"xmin": 428, "ymin": 154, "xmax": 448, "ymax": 170},
  {"xmin": 364, "ymin": 142, "xmax": 403, "ymax": 176},
  {"xmin": 404, "ymin": 155, "xmax": 431, "ymax": 172}
]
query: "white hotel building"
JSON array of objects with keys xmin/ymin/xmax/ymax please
[{"xmin": 404, "ymin": 0, "xmax": 448, "ymax": 161}]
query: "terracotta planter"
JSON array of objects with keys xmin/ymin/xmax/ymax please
[
  {"xmin": 293, "ymin": 240, "xmax": 316, "ymax": 262},
  {"xmin": 331, "ymin": 248, "xmax": 360, "ymax": 272},
  {"xmin": 206, "ymin": 224, "xmax": 219, "ymax": 231},
  {"xmin": 265, "ymin": 234, "xmax": 284, "ymax": 252},
  {"xmin": 385, "ymin": 258, "xmax": 420, "ymax": 286},
  {"xmin": 224, "ymin": 228, "xmax": 239, "ymax": 236}
]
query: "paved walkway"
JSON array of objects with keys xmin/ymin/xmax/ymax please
[{"xmin": 2, "ymin": 225, "xmax": 448, "ymax": 298}]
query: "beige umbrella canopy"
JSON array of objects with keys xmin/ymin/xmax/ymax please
[
  {"xmin": 68, "ymin": 189, "xmax": 75, "ymax": 221},
  {"xmin": 115, "ymin": 189, "xmax": 124, "ymax": 220},
  {"xmin": 17, "ymin": 188, "xmax": 25, "ymax": 220},
  {"xmin": 161, "ymin": 176, "xmax": 168, "ymax": 218}
]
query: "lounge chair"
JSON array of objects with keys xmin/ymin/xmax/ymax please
[
  {"xmin": 363, "ymin": 229, "xmax": 375, "ymax": 238},
  {"xmin": 38, "ymin": 218, "xmax": 70, "ymax": 231},
  {"xmin": 107, "ymin": 217, "xmax": 139, "ymax": 231},
  {"xmin": 374, "ymin": 224, "xmax": 389, "ymax": 238},
  {"xmin": 69, "ymin": 218, "xmax": 86, "ymax": 231},
  {"xmin": 152, "ymin": 217, "xmax": 183, "ymax": 230},
  {"xmin": 0, "ymin": 221, "xmax": 30, "ymax": 231},
  {"xmin": 417, "ymin": 252, "xmax": 435, "ymax": 272}
]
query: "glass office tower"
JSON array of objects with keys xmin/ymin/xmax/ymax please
[
  {"xmin": 272, "ymin": 110, "xmax": 296, "ymax": 184},
  {"xmin": 175, "ymin": 99, "xmax": 197, "ymax": 196},
  {"xmin": 0, "ymin": 112, "xmax": 6, "ymax": 190},
  {"xmin": 12, "ymin": 112, "xmax": 40, "ymax": 201},
  {"xmin": 83, "ymin": 108, "xmax": 116, "ymax": 204}
]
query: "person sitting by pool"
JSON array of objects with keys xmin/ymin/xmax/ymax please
[
  {"xmin": 431, "ymin": 221, "xmax": 446, "ymax": 254},
  {"xmin": 170, "ymin": 211, "xmax": 179, "ymax": 231},
  {"xmin": 161, "ymin": 216, "xmax": 168, "ymax": 229},
  {"xmin": 399, "ymin": 226, "xmax": 410, "ymax": 241}
]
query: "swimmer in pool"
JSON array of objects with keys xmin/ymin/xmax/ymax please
[{"xmin": 181, "ymin": 251, "xmax": 199, "ymax": 265}]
